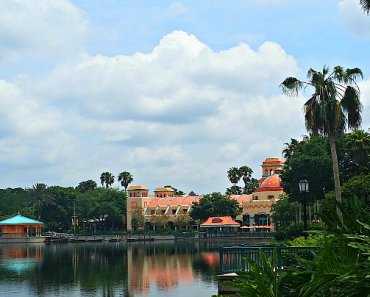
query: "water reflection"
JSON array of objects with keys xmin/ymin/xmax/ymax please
[{"xmin": 0, "ymin": 240, "xmax": 263, "ymax": 297}]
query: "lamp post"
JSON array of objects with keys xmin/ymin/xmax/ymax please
[
  {"xmin": 299, "ymin": 179, "xmax": 309, "ymax": 239},
  {"xmin": 72, "ymin": 200, "xmax": 78, "ymax": 236}
]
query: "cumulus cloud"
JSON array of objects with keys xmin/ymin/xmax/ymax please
[
  {"xmin": 338, "ymin": 0, "xmax": 370, "ymax": 37},
  {"xmin": 2, "ymin": 30, "xmax": 304, "ymax": 192},
  {"xmin": 0, "ymin": 0, "xmax": 88, "ymax": 66}
]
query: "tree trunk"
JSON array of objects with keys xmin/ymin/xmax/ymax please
[{"xmin": 328, "ymin": 135, "xmax": 343, "ymax": 225}]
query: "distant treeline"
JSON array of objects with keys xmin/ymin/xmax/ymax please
[{"xmin": 0, "ymin": 184, "xmax": 127, "ymax": 233}]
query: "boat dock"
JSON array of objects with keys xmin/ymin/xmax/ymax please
[{"xmin": 44, "ymin": 232, "xmax": 175, "ymax": 243}]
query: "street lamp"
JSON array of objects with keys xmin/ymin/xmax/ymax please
[{"xmin": 299, "ymin": 179, "xmax": 309, "ymax": 239}]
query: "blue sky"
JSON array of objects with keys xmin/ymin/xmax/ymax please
[{"xmin": 0, "ymin": 0, "xmax": 369, "ymax": 194}]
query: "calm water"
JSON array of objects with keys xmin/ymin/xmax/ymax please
[{"xmin": 0, "ymin": 240, "xmax": 267, "ymax": 297}]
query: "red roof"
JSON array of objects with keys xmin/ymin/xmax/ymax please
[
  {"xmin": 255, "ymin": 174, "xmax": 283, "ymax": 192},
  {"xmin": 148, "ymin": 197, "xmax": 162, "ymax": 208},
  {"xmin": 200, "ymin": 216, "xmax": 240, "ymax": 227}
]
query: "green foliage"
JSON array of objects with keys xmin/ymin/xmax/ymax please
[
  {"xmin": 225, "ymin": 185, "xmax": 243, "ymax": 195},
  {"xmin": 26, "ymin": 183, "xmax": 56, "ymax": 220},
  {"xmin": 319, "ymin": 173, "xmax": 370, "ymax": 224},
  {"xmin": 275, "ymin": 223, "xmax": 304, "ymax": 241},
  {"xmin": 287, "ymin": 234, "xmax": 331, "ymax": 247},
  {"xmin": 222, "ymin": 250, "xmax": 281, "ymax": 297},
  {"xmin": 281, "ymin": 136, "xmax": 333, "ymax": 204},
  {"xmin": 76, "ymin": 180, "xmax": 97, "ymax": 192},
  {"xmin": 118, "ymin": 171, "xmax": 133, "ymax": 191},
  {"xmin": 271, "ymin": 194, "xmax": 299, "ymax": 228},
  {"xmin": 0, "ymin": 188, "xmax": 28, "ymax": 218},
  {"xmin": 100, "ymin": 172, "xmax": 115, "ymax": 188},
  {"xmin": 227, "ymin": 167, "xmax": 240, "ymax": 184},
  {"xmin": 190, "ymin": 192, "xmax": 242, "ymax": 222},
  {"xmin": 223, "ymin": 180, "xmax": 370, "ymax": 297},
  {"xmin": 226, "ymin": 165, "xmax": 257, "ymax": 194}
]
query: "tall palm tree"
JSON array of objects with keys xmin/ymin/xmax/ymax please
[
  {"xmin": 100, "ymin": 172, "xmax": 115, "ymax": 188},
  {"xmin": 27, "ymin": 183, "xmax": 55, "ymax": 220},
  {"xmin": 281, "ymin": 65, "xmax": 363, "ymax": 224},
  {"xmin": 227, "ymin": 167, "xmax": 241, "ymax": 185},
  {"xmin": 118, "ymin": 171, "xmax": 133, "ymax": 191},
  {"xmin": 360, "ymin": 0, "xmax": 370, "ymax": 13}
]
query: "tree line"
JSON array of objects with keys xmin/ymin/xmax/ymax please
[{"xmin": 0, "ymin": 171, "xmax": 134, "ymax": 233}]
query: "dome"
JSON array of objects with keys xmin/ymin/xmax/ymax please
[{"xmin": 255, "ymin": 174, "xmax": 283, "ymax": 192}]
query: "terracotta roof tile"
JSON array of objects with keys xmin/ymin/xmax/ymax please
[{"xmin": 200, "ymin": 216, "xmax": 240, "ymax": 227}]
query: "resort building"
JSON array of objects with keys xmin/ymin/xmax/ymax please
[
  {"xmin": 0, "ymin": 214, "xmax": 45, "ymax": 243},
  {"xmin": 126, "ymin": 158, "xmax": 284, "ymax": 232}
]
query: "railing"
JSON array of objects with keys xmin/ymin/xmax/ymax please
[{"xmin": 219, "ymin": 245, "xmax": 318, "ymax": 273}]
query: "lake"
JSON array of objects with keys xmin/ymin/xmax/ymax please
[{"xmin": 0, "ymin": 239, "xmax": 269, "ymax": 297}]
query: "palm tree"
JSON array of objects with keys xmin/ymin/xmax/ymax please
[
  {"xmin": 227, "ymin": 167, "xmax": 241, "ymax": 185},
  {"xmin": 100, "ymin": 172, "xmax": 115, "ymax": 188},
  {"xmin": 239, "ymin": 166, "xmax": 253, "ymax": 193},
  {"xmin": 281, "ymin": 65, "xmax": 363, "ymax": 224},
  {"xmin": 282, "ymin": 138, "xmax": 300, "ymax": 159},
  {"xmin": 27, "ymin": 183, "xmax": 55, "ymax": 220},
  {"xmin": 360, "ymin": 0, "xmax": 370, "ymax": 13},
  {"xmin": 118, "ymin": 171, "xmax": 133, "ymax": 191},
  {"xmin": 76, "ymin": 180, "xmax": 97, "ymax": 192},
  {"xmin": 226, "ymin": 185, "xmax": 243, "ymax": 195}
]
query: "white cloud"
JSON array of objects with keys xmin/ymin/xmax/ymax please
[
  {"xmin": 0, "ymin": 0, "xmax": 88, "ymax": 66},
  {"xmin": 2, "ymin": 30, "xmax": 304, "ymax": 193},
  {"xmin": 338, "ymin": 0, "xmax": 370, "ymax": 37}
]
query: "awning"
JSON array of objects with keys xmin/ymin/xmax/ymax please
[{"xmin": 200, "ymin": 216, "xmax": 240, "ymax": 228}]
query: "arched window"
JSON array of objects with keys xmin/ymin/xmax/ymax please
[
  {"xmin": 255, "ymin": 214, "xmax": 268, "ymax": 226},
  {"xmin": 242, "ymin": 214, "xmax": 250, "ymax": 226}
]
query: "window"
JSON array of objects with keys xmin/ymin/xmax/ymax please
[
  {"xmin": 253, "ymin": 196, "xmax": 258, "ymax": 200},
  {"xmin": 131, "ymin": 202, "xmax": 137, "ymax": 209},
  {"xmin": 172, "ymin": 209, "xmax": 176, "ymax": 215},
  {"xmin": 268, "ymin": 195, "xmax": 274, "ymax": 200},
  {"xmin": 151, "ymin": 210, "xmax": 155, "ymax": 215}
]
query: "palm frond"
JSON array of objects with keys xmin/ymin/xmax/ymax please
[
  {"xmin": 360, "ymin": 0, "xmax": 370, "ymax": 14},
  {"xmin": 280, "ymin": 77, "xmax": 304, "ymax": 96},
  {"xmin": 346, "ymin": 67, "xmax": 363, "ymax": 82},
  {"xmin": 341, "ymin": 86, "xmax": 363, "ymax": 130}
]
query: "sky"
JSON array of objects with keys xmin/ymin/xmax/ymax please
[{"xmin": 0, "ymin": 0, "xmax": 369, "ymax": 194}]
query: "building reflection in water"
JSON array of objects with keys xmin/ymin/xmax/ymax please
[
  {"xmin": 0, "ymin": 241, "xmax": 223, "ymax": 297},
  {"xmin": 127, "ymin": 243, "xmax": 220, "ymax": 295},
  {"xmin": 127, "ymin": 245, "xmax": 193, "ymax": 294},
  {"xmin": 0, "ymin": 244, "xmax": 42, "ymax": 274}
]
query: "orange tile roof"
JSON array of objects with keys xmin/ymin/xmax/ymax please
[
  {"xmin": 255, "ymin": 174, "xmax": 283, "ymax": 192},
  {"xmin": 238, "ymin": 194, "xmax": 252, "ymax": 204},
  {"xmin": 200, "ymin": 216, "xmax": 240, "ymax": 227},
  {"xmin": 148, "ymin": 197, "xmax": 162, "ymax": 208},
  {"xmin": 159, "ymin": 197, "xmax": 173, "ymax": 207},
  {"xmin": 169, "ymin": 196, "xmax": 184, "ymax": 207},
  {"xmin": 180, "ymin": 196, "xmax": 196, "ymax": 206}
]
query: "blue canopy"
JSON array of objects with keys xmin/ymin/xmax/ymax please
[{"xmin": 0, "ymin": 214, "xmax": 43, "ymax": 225}]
